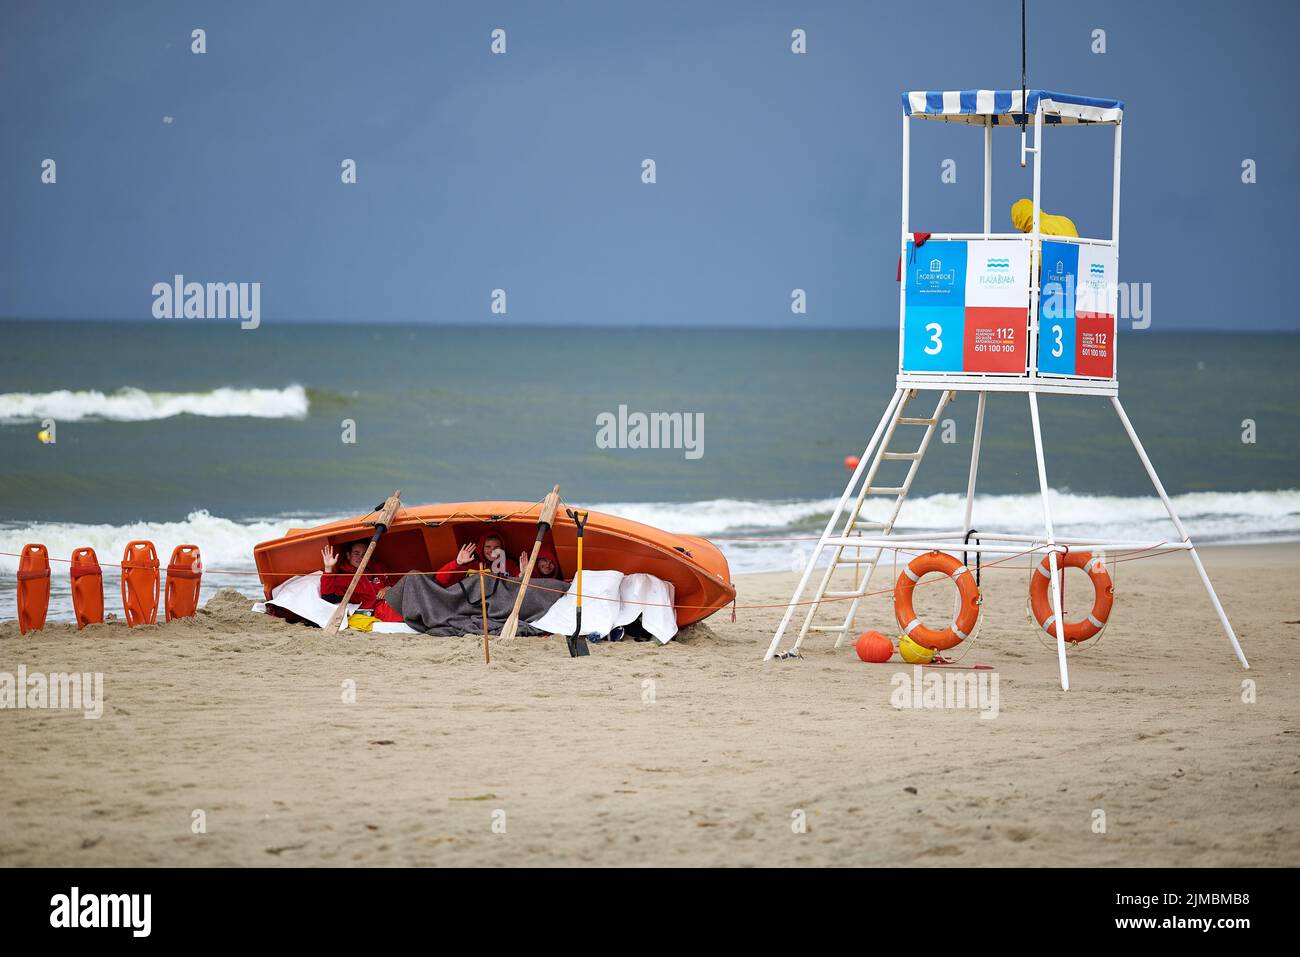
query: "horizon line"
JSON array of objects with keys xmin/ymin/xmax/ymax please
[{"xmin": 0, "ymin": 317, "xmax": 1293, "ymax": 335}]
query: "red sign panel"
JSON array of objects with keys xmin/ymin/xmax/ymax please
[
  {"xmin": 962, "ymin": 306, "xmax": 1027, "ymax": 373},
  {"xmin": 1075, "ymin": 313, "xmax": 1115, "ymax": 378}
]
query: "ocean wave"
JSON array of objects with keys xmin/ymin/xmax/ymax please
[
  {"xmin": 3, "ymin": 491, "xmax": 1297, "ymax": 617},
  {"xmin": 586, "ymin": 490, "xmax": 1300, "ymax": 573},
  {"xmin": 593, "ymin": 489, "xmax": 1300, "ymax": 536},
  {"xmin": 3, "ymin": 490, "xmax": 1297, "ymax": 576},
  {"xmin": 0, "ymin": 510, "xmax": 308, "ymax": 575},
  {"xmin": 0, "ymin": 385, "xmax": 309, "ymax": 423}
]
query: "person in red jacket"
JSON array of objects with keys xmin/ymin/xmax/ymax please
[
  {"xmin": 520, "ymin": 540, "xmax": 563, "ymax": 580},
  {"xmin": 435, "ymin": 529, "xmax": 519, "ymax": 587},
  {"xmin": 320, "ymin": 540, "xmax": 404, "ymax": 623}
]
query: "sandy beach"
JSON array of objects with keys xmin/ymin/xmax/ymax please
[{"xmin": 1, "ymin": 542, "xmax": 1297, "ymax": 867}]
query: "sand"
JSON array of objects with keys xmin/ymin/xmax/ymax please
[{"xmin": 1, "ymin": 543, "xmax": 1297, "ymax": 867}]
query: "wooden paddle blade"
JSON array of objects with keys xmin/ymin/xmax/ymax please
[{"xmin": 500, "ymin": 540, "xmax": 543, "ymax": 642}]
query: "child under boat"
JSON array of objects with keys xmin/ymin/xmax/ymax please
[{"xmin": 318, "ymin": 540, "xmax": 404, "ymax": 622}]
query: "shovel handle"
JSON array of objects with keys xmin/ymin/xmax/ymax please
[{"xmin": 566, "ymin": 509, "xmax": 589, "ymax": 627}]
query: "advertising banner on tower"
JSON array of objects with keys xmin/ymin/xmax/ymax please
[
  {"xmin": 902, "ymin": 238, "xmax": 1030, "ymax": 374},
  {"xmin": 1037, "ymin": 240, "xmax": 1117, "ymax": 378}
]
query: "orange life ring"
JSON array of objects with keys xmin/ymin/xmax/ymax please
[
  {"xmin": 71, "ymin": 547, "xmax": 105, "ymax": 630},
  {"xmin": 121, "ymin": 540, "xmax": 160, "ymax": 627},
  {"xmin": 17, "ymin": 543, "xmax": 51, "ymax": 635},
  {"xmin": 893, "ymin": 551, "xmax": 981, "ymax": 652},
  {"xmin": 165, "ymin": 544, "xmax": 202, "ymax": 622},
  {"xmin": 1029, "ymin": 551, "xmax": 1114, "ymax": 643}
]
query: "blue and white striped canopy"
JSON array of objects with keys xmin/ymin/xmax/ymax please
[{"xmin": 902, "ymin": 89, "xmax": 1124, "ymax": 125}]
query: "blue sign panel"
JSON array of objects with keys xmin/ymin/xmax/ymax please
[
  {"xmin": 1037, "ymin": 240, "xmax": 1078, "ymax": 375},
  {"xmin": 902, "ymin": 240, "xmax": 967, "ymax": 372}
]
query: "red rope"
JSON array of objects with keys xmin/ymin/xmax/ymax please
[{"xmin": 0, "ymin": 543, "xmax": 1175, "ymax": 615}]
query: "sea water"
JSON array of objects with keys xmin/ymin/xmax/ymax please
[{"xmin": 2, "ymin": 321, "xmax": 1297, "ymax": 620}]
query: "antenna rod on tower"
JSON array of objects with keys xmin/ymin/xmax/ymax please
[
  {"xmin": 1021, "ymin": 0, "xmax": 1027, "ymax": 124},
  {"xmin": 1019, "ymin": 0, "xmax": 1030, "ymax": 166}
]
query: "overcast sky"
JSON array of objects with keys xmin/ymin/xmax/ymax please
[{"xmin": 2, "ymin": 0, "xmax": 1297, "ymax": 328}]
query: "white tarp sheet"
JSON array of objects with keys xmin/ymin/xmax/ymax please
[
  {"xmin": 253, "ymin": 571, "xmax": 417, "ymax": 634},
  {"xmin": 528, "ymin": 570, "xmax": 678, "ymax": 644}
]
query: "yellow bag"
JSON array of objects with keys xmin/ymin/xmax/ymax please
[
  {"xmin": 347, "ymin": 612, "xmax": 376, "ymax": 632},
  {"xmin": 1011, "ymin": 198, "xmax": 1078, "ymax": 237}
]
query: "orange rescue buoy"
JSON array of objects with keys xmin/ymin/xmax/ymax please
[
  {"xmin": 893, "ymin": 550, "xmax": 981, "ymax": 652},
  {"xmin": 1029, "ymin": 551, "xmax": 1114, "ymax": 643},
  {"xmin": 854, "ymin": 630, "xmax": 894, "ymax": 663},
  {"xmin": 165, "ymin": 544, "xmax": 203, "ymax": 621},
  {"xmin": 70, "ymin": 547, "xmax": 104, "ymax": 629},
  {"xmin": 121, "ymin": 540, "xmax": 160, "ymax": 627},
  {"xmin": 17, "ymin": 543, "xmax": 51, "ymax": 635}
]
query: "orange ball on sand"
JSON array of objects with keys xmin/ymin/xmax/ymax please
[{"xmin": 855, "ymin": 630, "xmax": 894, "ymax": 663}]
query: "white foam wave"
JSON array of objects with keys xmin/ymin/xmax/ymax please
[
  {"xmin": 0, "ymin": 510, "xmax": 301, "ymax": 575},
  {"xmin": 589, "ymin": 489, "xmax": 1300, "ymax": 574},
  {"xmin": 3, "ymin": 490, "xmax": 1297, "ymax": 617},
  {"xmin": 591, "ymin": 489, "xmax": 1300, "ymax": 537},
  {"xmin": 586, "ymin": 497, "xmax": 842, "ymax": 536},
  {"xmin": 0, "ymin": 385, "xmax": 309, "ymax": 423}
]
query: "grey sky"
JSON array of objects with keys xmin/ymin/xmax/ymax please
[{"xmin": 2, "ymin": 0, "xmax": 1297, "ymax": 328}]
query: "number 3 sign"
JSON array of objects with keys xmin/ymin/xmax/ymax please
[{"xmin": 902, "ymin": 239, "xmax": 1030, "ymax": 374}]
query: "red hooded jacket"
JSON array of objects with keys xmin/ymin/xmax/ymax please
[
  {"xmin": 435, "ymin": 529, "xmax": 520, "ymax": 587},
  {"xmin": 533, "ymin": 541, "xmax": 563, "ymax": 579},
  {"xmin": 320, "ymin": 558, "xmax": 403, "ymax": 621}
]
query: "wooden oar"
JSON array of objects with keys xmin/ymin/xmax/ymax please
[
  {"xmin": 499, "ymin": 485, "xmax": 561, "ymax": 642},
  {"xmin": 479, "ymin": 566, "xmax": 490, "ymax": 664},
  {"xmin": 323, "ymin": 490, "xmax": 401, "ymax": 635}
]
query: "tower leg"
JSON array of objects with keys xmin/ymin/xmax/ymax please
[
  {"xmin": 962, "ymin": 391, "xmax": 988, "ymax": 535},
  {"xmin": 1028, "ymin": 392, "xmax": 1071, "ymax": 690},
  {"xmin": 1110, "ymin": 396, "xmax": 1249, "ymax": 669},
  {"xmin": 956, "ymin": 391, "xmax": 987, "ymax": 623}
]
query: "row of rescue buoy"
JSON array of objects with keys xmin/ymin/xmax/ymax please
[
  {"xmin": 854, "ymin": 548, "xmax": 1115, "ymax": 663},
  {"xmin": 15, "ymin": 541, "xmax": 203, "ymax": 635}
]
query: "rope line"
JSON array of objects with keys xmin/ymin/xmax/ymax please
[{"xmin": 0, "ymin": 543, "xmax": 1171, "ymax": 615}]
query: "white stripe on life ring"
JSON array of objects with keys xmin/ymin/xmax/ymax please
[
  {"xmin": 905, "ymin": 566, "xmax": 921, "ymax": 582},
  {"xmin": 1042, "ymin": 613, "xmax": 1057, "ymax": 633},
  {"xmin": 951, "ymin": 624, "xmax": 968, "ymax": 641},
  {"xmin": 904, "ymin": 618, "xmax": 920, "ymax": 634},
  {"xmin": 1036, "ymin": 563, "xmax": 1052, "ymax": 578},
  {"xmin": 952, "ymin": 565, "xmax": 970, "ymax": 580},
  {"xmin": 1088, "ymin": 613, "xmax": 1105, "ymax": 629}
]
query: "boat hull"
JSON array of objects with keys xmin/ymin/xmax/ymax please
[{"xmin": 252, "ymin": 502, "xmax": 735, "ymax": 627}]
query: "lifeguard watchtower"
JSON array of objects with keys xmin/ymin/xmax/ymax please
[{"xmin": 765, "ymin": 89, "xmax": 1249, "ymax": 689}]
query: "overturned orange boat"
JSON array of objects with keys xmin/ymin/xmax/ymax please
[{"xmin": 252, "ymin": 502, "xmax": 735, "ymax": 627}]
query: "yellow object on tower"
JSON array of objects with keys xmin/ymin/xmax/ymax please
[{"xmin": 1011, "ymin": 198, "xmax": 1078, "ymax": 237}]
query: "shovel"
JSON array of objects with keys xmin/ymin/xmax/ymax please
[{"xmin": 565, "ymin": 508, "xmax": 590, "ymax": 657}]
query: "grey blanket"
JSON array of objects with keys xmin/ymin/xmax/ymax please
[{"xmin": 385, "ymin": 572, "xmax": 565, "ymax": 637}]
